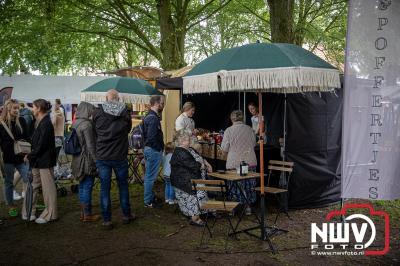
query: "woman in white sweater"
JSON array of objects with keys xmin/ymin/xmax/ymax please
[
  {"xmin": 221, "ymin": 110, "xmax": 257, "ymax": 215},
  {"xmin": 175, "ymin": 102, "xmax": 196, "ymax": 133}
]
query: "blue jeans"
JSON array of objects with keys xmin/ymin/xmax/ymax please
[
  {"xmin": 96, "ymin": 160, "xmax": 131, "ymax": 222},
  {"xmin": 79, "ymin": 175, "xmax": 95, "ymax": 216},
  {"xmin": 164, "ymin": 176, "xmax": 175, "ymax": 201},
  {"xmin": 4, "ymin": 163, "xmax": 29, "ymax": 205},
  {"xmin": 143, "ymin": 146, "xmax": 162, "ymax": 204}
]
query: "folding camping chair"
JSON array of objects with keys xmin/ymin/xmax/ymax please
[
  {"xmin": 255, "ymin": 160, "xmax": 294, "ymax": 226},
  {"xmin": 127, "ymin": 149, "xmax": 145, "ymax": 184},
  {"xmin": 131, "ymin": 150, "xmax": 164, "ymax": 185},
  {"xmin": 191, "ymin": 179, "xmax": 240, "ymax": 249}
]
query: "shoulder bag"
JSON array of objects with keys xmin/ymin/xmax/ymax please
[{"xmin": 0, "ymin": 120, "xmax": 32, "ymax": 155}]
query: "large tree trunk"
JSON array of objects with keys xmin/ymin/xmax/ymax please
[
  {"xmin": 157, "ymin": 0, "xmax": 186, "ymax": 70},
  {"xmin": 267, "ymin": 0, "xmax": 295, "ymax": 43}
]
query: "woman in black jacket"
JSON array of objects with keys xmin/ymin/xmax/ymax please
[
  {"xmin": 22, "ymin": 99, "xmax": 58, "ymax": 224},
  {"xmin": 170, "ymin": 130, "xmax": 212, "ymax": 226},
  {"xmin": 0, "ymin": 99, "xmax": 29, "ymax": 218}
]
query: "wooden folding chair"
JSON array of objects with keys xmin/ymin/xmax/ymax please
[
  {"xmin": 191, "ymin": 179, "xmax": 240, "ymax": 249},
  {"xmin": 255, "ymin": 160, "xmax": 294, "ymax": 225}
]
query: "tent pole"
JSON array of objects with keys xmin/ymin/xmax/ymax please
[
  {"xmin": 180, "ymin": 89, "xmax": 183, "ymax": 109},
  {"xmin": 283, "ymin": 93, "xmax": 287, "ymax": 161},
  {"xmin": 258, "ymin": 92, "xmax": 276, "ymax": 253},
  {"xmin": 239, "ymin": 92, "xmax": 241, "ymax": 111},
  {"xmin": 340, "ymin": 198, "xmax": 345, "ymax": 222},
  {"xmin": 258, "ymin": 92, "xmax": 265, "ymax": 240},
  {"xmin": 244, "ymin": 92, "xmax": 246, "ymax": 122}
]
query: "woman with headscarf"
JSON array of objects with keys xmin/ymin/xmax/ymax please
[
  {"xmin": 0, "ymin": 99, "xmax": 29, "ymax": 218},
  {"xmin": 71, "ymin": 102, "xmax": 100, "ymax": 222}
]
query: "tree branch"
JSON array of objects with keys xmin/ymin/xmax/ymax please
[
  {"xmin": 186, "ymin": 0, "xmax": 232, "ymax": 31},
  {"xmin": 240, "ymin": 3, "xmax": 269, "ymax": 25},
  {"xmin": 93, "ymin": 0, "xmax": 162, "ymax": 60},
  {"xmin": 61, "ymin": 24, "xmax": 162, "ymax": 61},
  {"xmin": 187, "ymin": 0, "xmax": 217, "ymax": 21},
  {"xmin": 118, "ymin": 0, "xmax": 157, "ymax": 21}
]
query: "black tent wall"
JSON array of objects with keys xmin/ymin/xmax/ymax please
[
  {"xmin": 156, "ymin": 77, "xmax": 182, "ymax": 90},
  {"xmin": 285, "ymin": 91, "xmax": 342, "ymax": 208},
  {"xmin": 183, "ymin": 92, "xmax": 240, "ymax": 132}
]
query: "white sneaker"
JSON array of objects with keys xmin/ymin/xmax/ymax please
[
  {"xmin": 168, "ymin": 200, "xmax": 176, "ymax": 205},
  {"xmin": 22, "ymin": 215, "xmax": 36, "ymax": 221},
  {"xmin": 13, "ymin": 191, "xmax": 22, "ymax": 201},
  {"xmin": 35, "ymin": 218, "xmax": 48, "ymax": 224}
]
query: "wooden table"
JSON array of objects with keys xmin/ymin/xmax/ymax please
[
  {"xmin": 208, "ymin": 171, "xmax": 260, "ymax": 181},
  {"xmin": 208, "ymin": 171, "xmax": 261, "ymax": 235}
]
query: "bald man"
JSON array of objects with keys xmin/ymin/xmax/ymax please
[
  {"xmin": 92, "ymin": 89, "xmax": 134, "ymax": 229},
  {"xmin": 106, "ymin": 89, "xmax": 119, "ymax": 102}
]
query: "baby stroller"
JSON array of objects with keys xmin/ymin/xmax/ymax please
[{"xmin": 54, "ymin": 146, "xmax": 79, "ymax": 197}]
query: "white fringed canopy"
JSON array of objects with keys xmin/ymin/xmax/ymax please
[
  {"xmin": 80, "ymin": 91, "xmax": 153, "ymax": 104},
  {"xmin": 183, "ymin": 67, "xmax": 341, "ymax": 94}
]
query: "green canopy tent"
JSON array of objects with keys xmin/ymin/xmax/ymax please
[
  {"xmin": 81, "ymin": 77, "xmax": 163, "ymax": 104},
  {"xmin": 182, "ymin": 42, "xmax": 341, "ymax": 250},
  {"xmin": 184, "ymin": 43, "xmax": 340, "ymax": 94}
]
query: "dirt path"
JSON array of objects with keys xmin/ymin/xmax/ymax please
[{"xmin": 0, "ymin": 183, "xmax": 399, "ymax": 265}]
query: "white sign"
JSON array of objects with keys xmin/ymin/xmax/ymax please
[{"xmin": 342, "ymin": 0, "xmax": 400, "ymax": 200}]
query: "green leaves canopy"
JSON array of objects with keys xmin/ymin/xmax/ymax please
[{"xmin": 0, "ymin": 0, "xmax": 347, "ymax": 74}]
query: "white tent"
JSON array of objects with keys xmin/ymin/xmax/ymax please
[{"xmin": 0, "ymin": 75, "xmax": 109, "ymax": 104}]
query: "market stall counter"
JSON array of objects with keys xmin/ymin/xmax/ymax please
[
  {"xmin": 198, "ymin": 141, "xmax": 227, "ymax": 170},
  {"xmin": 198, "ymin": 139, "xmax": 281, "ymax": 173}
]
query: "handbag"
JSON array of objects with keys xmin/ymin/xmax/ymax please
[{"xmin": 0, "ymin": 120, "xmax": 32, "ymax": 155}]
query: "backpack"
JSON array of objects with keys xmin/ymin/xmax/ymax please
[
  {"xmin": 64, "ymin": 128, "xmax": 81, "ymax": 155},
  {"xmin": 129, "ymin": 123, "xmax": 145, "ymax": 150},
  {"xmin": 128, "ymin": 113, "xmax": 157, "ymax": 150}
]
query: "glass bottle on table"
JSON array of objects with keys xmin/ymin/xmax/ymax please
[{"xmin": 237, "ymin": 150, "xmax": 250, "ymax": 176}]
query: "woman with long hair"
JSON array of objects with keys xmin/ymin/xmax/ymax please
[
  {"xmin": 0, "ymin": 99, "xmax": 29, "ymax": 218},
  {"xmin": 22, "ymin": 99, "xmax": 58, "ymax": 224},
  {"xmin": 71, "ymin": 102, "xmax": 100, "ymax": 222}
]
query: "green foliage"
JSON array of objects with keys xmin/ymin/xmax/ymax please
[
  {"xmin": 186, "ymin": 0, "xmax": 266, "ymax": 64},
  {"xmin": 0, "ymin": 1, "xmax": 121, "ymax": 74},
  {"xmin": 0, "ymin": 0, "xmax": 348, "ymax": 74},
  {"xmin": 294, "ymin": 0, "xmax": 347, "ymax": 70}
]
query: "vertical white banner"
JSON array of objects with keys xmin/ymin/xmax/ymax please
[{"xmin": 342, "ymin": 0, "xmax": 400, "ymax": 200}]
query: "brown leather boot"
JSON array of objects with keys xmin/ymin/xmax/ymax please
[{"xmin": 83, "ymin": 214, "xmax": 101, "ymax": 222}]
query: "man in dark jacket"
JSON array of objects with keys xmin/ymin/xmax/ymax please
[
  {"xmin": 143, "ymin": 95, "xmax": 165, "ymax": 207},
  {"xmin": 93, "ymin": 89, "xmax": 134, "ymax": 229},
  {"xmin": 19, "ymin": 103, "xmax": 34, "ymax": 140}
]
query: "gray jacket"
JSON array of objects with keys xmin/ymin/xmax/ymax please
[{"xmin": 71, "ymin": 102, "xmax": 97, "ymax": 181}]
